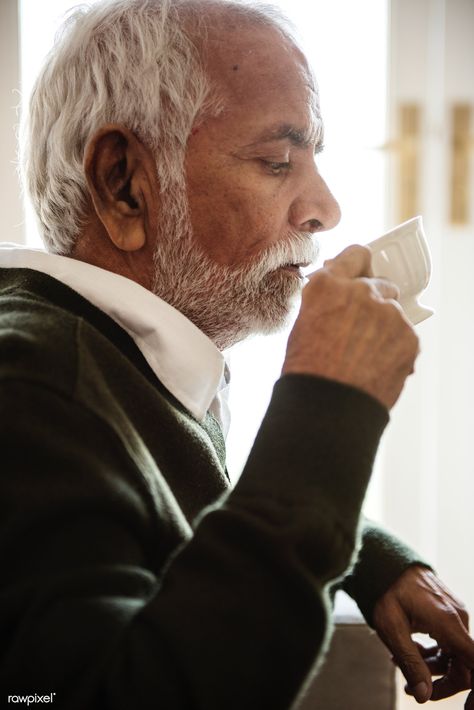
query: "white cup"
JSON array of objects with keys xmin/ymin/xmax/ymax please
[{"xmin": 368, "ymin": 216, "xmax": 434, "ymax": 325}]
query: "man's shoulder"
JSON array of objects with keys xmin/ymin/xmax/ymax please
[{"xmin": 0, "ymin": 268, "xmax": 79, "ymax": 394}]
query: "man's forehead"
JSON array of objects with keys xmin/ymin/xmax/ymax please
[
  {"xmin": 203, "ymin": 21, "xmax": 316, "ymax": 96},
  {"xmin": 196, "ymin": 20, "xmax": 323, "ymax": 149}
]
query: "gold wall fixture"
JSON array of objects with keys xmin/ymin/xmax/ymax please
[
  {"xmin": 450, "ymin": 104, "xmax": 471, "ymax": 226},
  {"xmin": 398, "ymin": 104, "xmax": 421, "ymax": 224}
]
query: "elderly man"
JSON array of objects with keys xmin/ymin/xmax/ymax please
[{"xmin": 0, "ymin": 0, "xmax": 473, "ymax": 707}]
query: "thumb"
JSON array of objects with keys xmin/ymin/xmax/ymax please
[
  {"xmin": 378, "ymin": 607, "xmax": 432, "ymax": 703},
  {"xmin": 399, "ymin": 644, "xmax": 432, "ymax": 704},
  {"xmin": 323, "ymin": 244, "xmax": 372, "ymax": 279}
]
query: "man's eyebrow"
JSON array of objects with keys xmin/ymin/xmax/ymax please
[{"xmin": 248, "ymin": 123, "xmax": 325, "ymax": 153}]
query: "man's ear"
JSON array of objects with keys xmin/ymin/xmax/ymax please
[{"xmin": 84, "ymin": 124, "xmax": 158, "ymax": 252}]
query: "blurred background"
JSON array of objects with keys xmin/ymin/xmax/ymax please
[{"xmin": 1, "ymin": 1, "xmax": 473, "ymax": 706}]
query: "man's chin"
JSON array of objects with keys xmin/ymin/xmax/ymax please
[{"xmin": 249, "ymin": 289, "xmax": 302, "ymax": 338}]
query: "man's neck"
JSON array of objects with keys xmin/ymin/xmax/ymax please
[{"xmin": 72, "ymin": 222, "xmax": 155, "ymax": 292}]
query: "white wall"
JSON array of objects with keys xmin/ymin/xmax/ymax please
[
  {"xmin": 382, "ymin": 0, "xmax": 474, "ymax": 617},
  {"xmin": 0, "ymin": 0, "xmax": 24, "ymax": 244}
]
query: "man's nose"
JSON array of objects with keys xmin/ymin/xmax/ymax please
[{"xmin": 290, "ymin": 172, "xmax": 341, "ymax": 234}]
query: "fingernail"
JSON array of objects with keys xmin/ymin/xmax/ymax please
[{"xmin": 414, "ymin": 682, "xmax": 429, "ymax": 703}]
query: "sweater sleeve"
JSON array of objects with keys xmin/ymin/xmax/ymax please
[
  {"xmin": 0, "ymin": 374, "xmax": 388, "ymax": 710},
  {"xmin": 340, "ymin": 518, "xmax": 433, "ymax": 626}
]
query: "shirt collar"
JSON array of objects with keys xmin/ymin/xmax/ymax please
[{"xmin": 0, "ymin": 243, "xmax": 226, "ymax": 423}]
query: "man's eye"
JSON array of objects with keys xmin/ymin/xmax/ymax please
[{"xmin": 263, "ymin": 161, "xmax": 291, "ymax": 176}]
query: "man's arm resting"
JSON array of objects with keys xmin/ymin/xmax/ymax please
[
  {"xmin": 341, "ymin": 517, "xmax": 474, "ymax": 705},
  {"xmin": 0, "ymin": 374, "xmax": 387, "ymax": 709}
]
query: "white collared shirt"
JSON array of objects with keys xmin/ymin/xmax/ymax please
[{"xmin": 0, "ymin": 243, "xmax": 230, "ymax": 436}]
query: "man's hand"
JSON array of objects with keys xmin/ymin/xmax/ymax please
[
  {"xmin": 283, "ymin": 245, "xmax": 419, "ymax": 409},
  {"xmin": 373, "ymin": 565, "xmax": 474, "ymax": 704}
]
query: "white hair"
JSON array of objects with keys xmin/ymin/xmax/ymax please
[{"xmin": 20, "ymin": 0, "xmax": 297, "ymax": 255}]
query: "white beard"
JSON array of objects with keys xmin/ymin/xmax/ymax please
[{"xmin": 151, "ymin": 186, "xmax": 318, "ymax": 350}]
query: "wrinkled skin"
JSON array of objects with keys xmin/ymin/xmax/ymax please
[{"xmin": 373, "ymin": 565, "xmax": 474, "ymax": 705}]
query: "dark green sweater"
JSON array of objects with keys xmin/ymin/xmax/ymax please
[{"xmin": 0, "ymin": 268, "xmax": 423, "ymax": 709}]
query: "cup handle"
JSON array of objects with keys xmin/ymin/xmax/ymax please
[{"xmin": 402, "ymin": 300, "xmax": 435, "ymax": 325}]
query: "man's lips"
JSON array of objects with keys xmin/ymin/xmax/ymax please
[{"xmin": 278, "ymin": 262, "xmax": 311, "ymax": 277}]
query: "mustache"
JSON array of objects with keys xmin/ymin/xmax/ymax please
[{"xmin": 259, "ymin": 232, "xmax": 319, "ymax": 272}]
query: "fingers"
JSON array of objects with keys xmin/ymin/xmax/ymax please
[
  {"xmin": 403, "ymin": 652, "xmax": 471, "ymax": 701},
  {"xmin": 374, "ymin": 568, "xmax": 474, "ymax": 704},
  {"xmin": 310, "ymin": 244, "xmax": 401, "ymax": 306},
  {"xmin": 413, "ymin": 644, "xmax": 450, "ymax": 675},
  {"xmin": 430, "ymin": 657, "xmax": 472, "ymax": 700},
  {"xmin": 323, "ymin": 244, "xmax": 373, "ymax": 279},
  {"xmin": 285, "ymin": 262, "xmax": 419, "ymax": 409},
  {"xmin": 435, "ymin": 617, "xmax": 474, "ymax": 668},
  {"xmin": 376, "ymin": 602, "xmax": 433, "ymax": 703},
  {"xmin": 360, "ymin": 276, "xmax": 401, "ymax": 303},
  {"xmin": 320, "ymin": 245, "xmax": 401, "ymax": 303}
]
